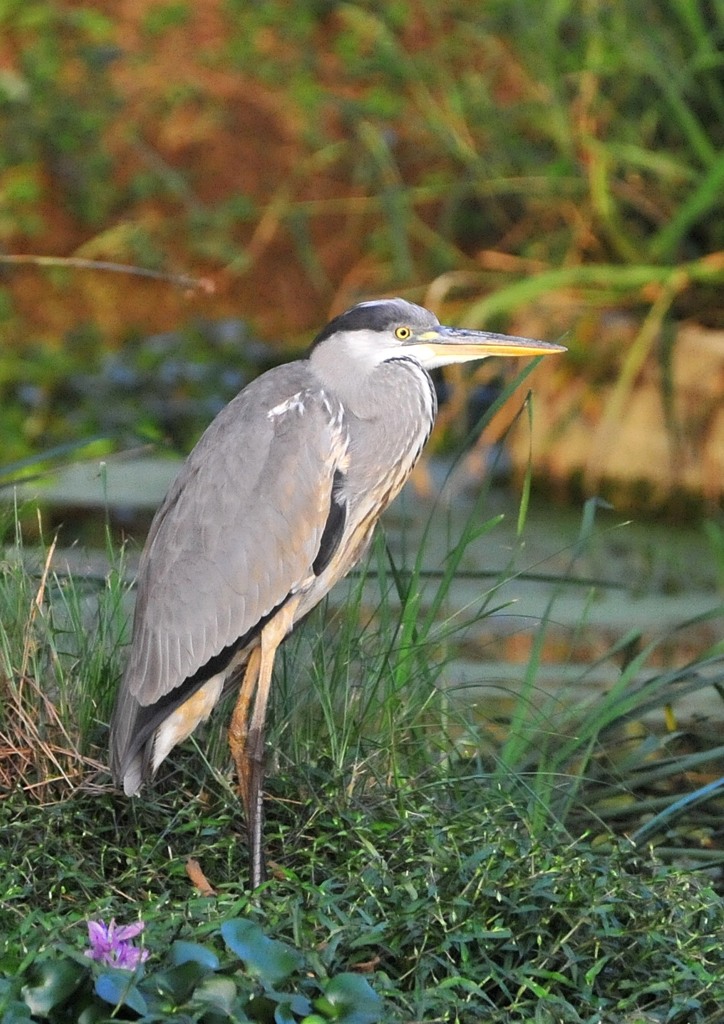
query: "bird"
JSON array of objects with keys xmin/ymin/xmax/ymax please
[{"xmin": 109, "ymin": 297, "xmax": 564, "ymax": 887}]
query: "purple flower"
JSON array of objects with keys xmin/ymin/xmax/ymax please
[{"xmin": 85, "ymin": 918, "xmax": 150, "ymax": 970}]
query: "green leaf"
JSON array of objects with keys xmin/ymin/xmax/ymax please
[
  {"xmin": 77, "ymin": 1003, "xmax": 112, "ymax": 1024},
  {"xmin": 221, "ymin": 919, "xmax": 303, "ymax": 987},
  {"xmin": 192, "ymin": 975, "xmax": 238, "ymax": 1015},
  {"xmin": 314, "ymin": 974, "xmax": 382, "ymax": 1024},
  {"xmin": 95, "ymin": 971, "xmax": 148, "ymax": 1015},
  {"xmin": 1, "ymin": 1002, "xmax": 34, "ymax": 1024},
  {"xmin": 273, "ymin": 1000, "xmax": 298, "ymax": 1024},
  {"xmin": 146, "ymin": 960, "xmax": 208, "ymax": 1003},
  {"xmin": 20, "ymin": 958, "xmax": 85, "ymax": 1015},
  {"xmin": 170, "ymin": 939, "xmax": 220, "ymax": 971},
  {"xmin": 265, "ymin": 988, "xmax": 312, "ymax": 1017}
]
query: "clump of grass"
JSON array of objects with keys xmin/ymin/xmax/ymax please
[
  {"xmin": 0, "ymin": 508, "xmax": 127, "ymax": 800},
  {"xmin": 2, "ymin": 781, "xmax": 723, "ymax": 1022},
  {"xmin": 1, "ymin": 455, "xmax": 723, "ymax": 1019},
  {"xmin": 268, "ymin": 791, "xmax": 724, "ymax": 1023},
  {"xmin": 263, "ymin": 489, "xmax": 724, "ymax": 880}
]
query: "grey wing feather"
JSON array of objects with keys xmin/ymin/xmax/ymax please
[{"xmin": 120, "ymin": 364, "xmax": 349, "ymax": 710}]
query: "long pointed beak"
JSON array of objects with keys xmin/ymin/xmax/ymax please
[{"xmin": 408, "ymin": 325, "xmax": 566, "ymax": 367}]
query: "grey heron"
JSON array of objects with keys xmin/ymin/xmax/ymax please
[{"xmin": 110, "ymin": 297, "xmax": 564, "ymax": 887}]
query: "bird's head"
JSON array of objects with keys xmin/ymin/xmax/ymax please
[{"xmin": 310, "ymin": 297, "xmax": 565, "ymax": 370}]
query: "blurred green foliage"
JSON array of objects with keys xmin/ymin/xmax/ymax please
[
  {"xmin": 2, "ymin": 0, "xmax": 722, "ymax": 274},
  {"xmin": 0, "ymin": 0, "xmax": 723, "ymax": 473},
  {"xmin": 0, "ymin": 2, "xmax": 119, "ymax": 228},
  {"xmin": 0, "ymin": 318, "xmax": 270, "ymax": 469}
]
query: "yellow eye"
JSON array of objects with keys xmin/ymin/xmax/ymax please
[{"xmin": 395, "ymin": 326, "xmax": 412, "ymax": 340}]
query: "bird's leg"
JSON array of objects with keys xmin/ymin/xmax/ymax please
[
  {"xmin": 229, "ymin": 599, "xmax": 299, "ymax": 889},
  {"xmin": 228, "ymin": 645, "xmax": 261, "ymax": 817}
]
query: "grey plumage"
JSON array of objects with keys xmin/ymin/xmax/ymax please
[{"xmin": 110, "ymin": 367, "xmax": 348, "ymax": 789}]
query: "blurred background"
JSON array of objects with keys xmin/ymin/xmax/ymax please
[{"xmin": 1, "ymin": 0, "xmax": 722, "ymax": 529}]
